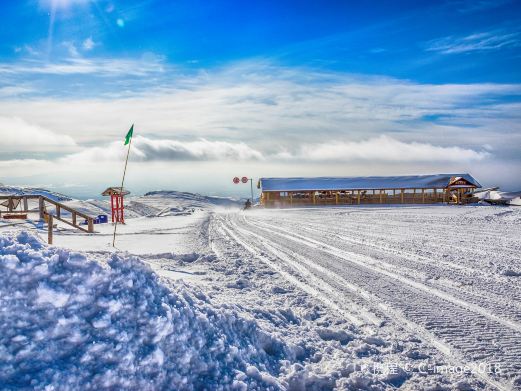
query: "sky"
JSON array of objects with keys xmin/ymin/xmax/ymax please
[{"xmin": 0, "ymin": 0, "xmax": 520, "ymax": 198}]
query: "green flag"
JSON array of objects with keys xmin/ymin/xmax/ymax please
[{"xmin": 124, "ymin": 125, "xmax": 134, "ymax": 145}]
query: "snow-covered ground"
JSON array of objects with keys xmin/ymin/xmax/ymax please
[{"xmin": 1, "ymin": 191, "xmax": 521, "ymax": 390}]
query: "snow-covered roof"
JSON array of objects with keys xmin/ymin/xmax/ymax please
[
  {"xmin": 259, "ymin": 174, "xmax": 481, "ymax": 191},
  {"xmin": 101, "ymin": 187, "xmax": 130, "ymax": 196}
]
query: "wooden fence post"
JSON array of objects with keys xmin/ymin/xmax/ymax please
[
  {"xmin": 39, "ymin": 196, "xmax": 44, "ymax": 220},
  {"xmin": 48, "ymin": 215, "xmax": 53, "ymax": 245}
]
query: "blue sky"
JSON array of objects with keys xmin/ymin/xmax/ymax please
[{"xmin": 0, "ymin": 0, "xmax": 520, "ymax": 197}]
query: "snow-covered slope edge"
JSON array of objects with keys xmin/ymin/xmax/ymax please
[
  {"xmin": 0, "ymin": 185, "xmax": 72, "ymax": 202},
  {"xmin": 0, "ymin": 231, "xmax": 290, "ymax": 390}
]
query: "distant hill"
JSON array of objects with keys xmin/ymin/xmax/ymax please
[{"xmin": 144, "ymin": 190, "xmax": 242, "ymax": 208}]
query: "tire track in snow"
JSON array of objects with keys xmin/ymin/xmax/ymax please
[
  {"xmin": 222, "ymin": 213, "xmax": 519, "ymax": 389},
  {"xmin": 217, "ymin": 215, "xmax": 368, "ymax": 327},
  {"xmin": 248, "ymin": 217, "xmax": 521, "ymax": 335},
  {"xmin": 262, "ymin": 218, "xmax": 521, "ymax": 318}
]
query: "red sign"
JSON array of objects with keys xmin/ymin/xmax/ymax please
[
  {"xmin": 241, "ymin": 176, "xmax": 249, "ymax": 183},
  {"xmin": 233, "ymin": 177, "xmax": 240, "ymax": 184}
]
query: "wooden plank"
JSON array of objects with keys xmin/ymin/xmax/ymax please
[{"xmin": 52, "ymin": 214, "xmax": 91, "ymax": 233}]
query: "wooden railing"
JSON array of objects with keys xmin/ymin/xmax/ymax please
[
  {"xmin": 0, "ymin": 195, "xmax": 95, "ymax": 243},
  {"xmin": 262, "ymin": 187, "xmax": 477, "ymax": 207}
]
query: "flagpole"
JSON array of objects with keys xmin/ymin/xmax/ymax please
[{"xmin": 113, "ymin": 126, "xmax": 133, "ymax": 247}]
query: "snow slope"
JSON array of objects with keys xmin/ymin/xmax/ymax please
[
  {"xmin": 0, "ymin": 231, "xmax": 289, "ymax": 390},
  {"xmin": 2, "ymin": 188, "xmax": 521, "ymax": 390}
]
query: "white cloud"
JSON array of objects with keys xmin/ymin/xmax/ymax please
[
  {"xmin": 62, "ymin": 41, "xmax": 79, "ymax": 57},
  {"xmin": 426, "ymin": 30, "xmax": 520, "ymax": 54},
  {"xmin": 63, "ymin": 136, "xmax": 264, "ymax": 162},
  {"xmin": 291, "ymin": 135, "xmax": 488, "ymax": 162},
  {"xmin": 0, "ymin": 117, "xmax": 76, "ymax": 152},
  {"xmin": 83, "ymin": 37, "xmax": 95, "ymax": 51},
  {"xmin": 0, "ymin": 56, "xmax": 165, "ymax": 76},
  {"xmin": 0, "ymin": 86, "xmax": 35, "ymax": 97},
  {"xmin": 59, "ymin": 135, "xmax": 485, "ymax": 164}
]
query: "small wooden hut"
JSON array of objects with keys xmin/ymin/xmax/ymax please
[
  {"xmin": 102, "ymin": 187, "xmax": 130, "ymax": 223},
  {"xmin": 258, "ymin": 174, "xmax": 481, "ymax": 208}
]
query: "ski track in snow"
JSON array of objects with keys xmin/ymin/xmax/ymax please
[{"xmin": 213, "ymin": 206, "xmax": 521, "ymax": 390}]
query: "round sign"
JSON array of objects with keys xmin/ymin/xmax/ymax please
[
  {"xmin": 233, "ymin": 177, "xmax": 240, "ymax": 184},
  {"xmin": 241, "ymin": 176, "xmax": 249, "ymax": 183}
]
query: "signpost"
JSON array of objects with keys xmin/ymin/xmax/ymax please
[{"xmin": 233, "ymin": 176, "xmax": 254, "ymax": 203}]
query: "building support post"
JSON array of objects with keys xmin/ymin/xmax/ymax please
[
  {"xmin": 357, "ymin": 190, "xmax": 361, "ymax": 205},
  {"xmin": 401, "ymin": 189, "xmax": 404, "ymax": 204}
]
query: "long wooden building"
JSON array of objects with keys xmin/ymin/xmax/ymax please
[{"xmin": 258, "ymin": 174, "xmax": 481, "ymax": 207}]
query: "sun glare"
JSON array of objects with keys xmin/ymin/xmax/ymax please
[{"xmin": 43, "ymin": 0, "xmax": 89, "ymax": 10}]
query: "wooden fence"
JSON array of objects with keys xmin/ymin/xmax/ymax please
[{"xmin": 0, "ymin": 195, "xmax": 95, "ymax": 243}]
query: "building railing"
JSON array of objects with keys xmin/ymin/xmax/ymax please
[{"xmin": 262, "ymin": 188, "xmax": 477, "ymax": 207}]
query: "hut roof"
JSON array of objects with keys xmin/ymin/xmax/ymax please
[
  {"xmin": 101, "ymin": 187, "xmax": 130, "ymax": 196},
  {"xmin": 259, "ymin": 174, "xmax": 481, "ymax": 192}
]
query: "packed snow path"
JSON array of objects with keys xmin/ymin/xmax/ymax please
[{"xmin": 214, "ymin": 206, "xmax": 521, "ymax": 390}]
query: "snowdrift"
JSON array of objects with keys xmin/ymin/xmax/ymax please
[{"xmin": 0, "ymin": 232, "xmax": 287, "ymax": 390}]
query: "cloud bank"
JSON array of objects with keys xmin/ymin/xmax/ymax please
[
  {"xmin": 64, "ymin": 136, "xmax": 264, "ymax": 162},
  {"xmin": 58, "ymin": 135, "xmax": 486, "ymax": 164},
  {"xmin": 292, "ymin": 136, "xmax": 489, "ymax": 162},
  {"xmin": 0, "ymin": 117, "xmax": 76, "ymax": 151}
]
